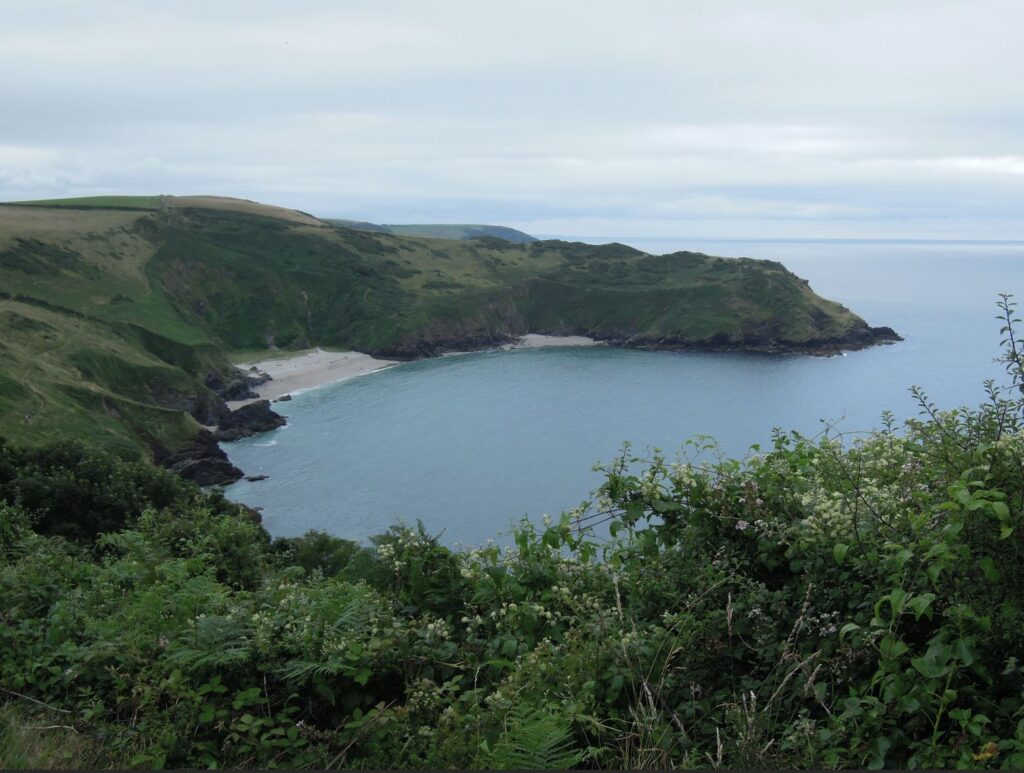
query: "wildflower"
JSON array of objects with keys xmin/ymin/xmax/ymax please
[
  {"xmin": 973, "ymin": 742, "xmax": 999, "ymax": 762},
  {"xmin": 736, "ymin": 519, "xmax": 750, "ymax": 531}
]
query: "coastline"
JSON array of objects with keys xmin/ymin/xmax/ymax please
[
  {"xmin": 501, "ymin": 333, "xmax": 600, "ymax": 349},
  {"xmin": 226, "ymin": 349, "xmax": 399, "ymax": 408},
  {"xmin": 227, "ymin": 334, "xmax": 599, "ymax": 407}
]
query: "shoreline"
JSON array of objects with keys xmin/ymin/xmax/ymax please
[
  {"xmin": 227, "ymin": 334, "xmax": 599, "ymax": 407},
  {"xmin": 501, "ymin": 333, "xmax": 600, "ymax": 350},
  {"xmin": 226, "ymin": 349, "xmax": 399, "ymax": 408},
  {"xmin": 224, "ymin": 326, "xmax": 896, "ymax": 411}
]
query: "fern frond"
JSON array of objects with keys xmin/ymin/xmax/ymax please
[
  {"xmin": 165, "ymin": 615, "xmax": 251, "ymax": 671},
  {"xmin": 481, "ymin": 704, "xmax": 583, "ymax": 770},
  {"xmin": 277, "ymin": 658, "xmax": 350, "ymax": 683}
]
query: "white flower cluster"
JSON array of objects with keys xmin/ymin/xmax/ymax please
[
  {"xmin": 422, "ymin": 618, "xmax": 451, "ymax": 642},
  {"xmin": 407, "ymin": 678, "xmax": 446, "ymax": 713},
  {"xmin": 798, "ymin": 490, "xmax": 850, "ymax": 539}
]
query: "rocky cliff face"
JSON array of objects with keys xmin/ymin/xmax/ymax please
[
  {"xmin": 597, "ymin": 322, "xmax": 903, "ymax": 355},
  {"xmin": 152, "ymin": 369, "xmax": 287, "ymax": 486},
  {"xmin": 214, "ymin": 400, "xmax": 287, "ymax": 442},
  {"xmin": 154, "ymin": 430, "xmax": 244, "ymax": 487}
]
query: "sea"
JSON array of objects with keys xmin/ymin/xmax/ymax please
[{"xmin": 223, "ymin": 238, "xmax": 1024, "ymax": 546}]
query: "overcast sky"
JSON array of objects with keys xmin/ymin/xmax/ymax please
[{"xmin": 2, "ymin": 0, "xmax": 1023, "ymax": 239}]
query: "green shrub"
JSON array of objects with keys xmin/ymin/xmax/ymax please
[
  {"xmin": 0, "ymin": 295, "xmax": 1022, "ymax": 768},
  {"xmin": 0, "ymin": 438, "xmax": 244, "ymax": 542}
]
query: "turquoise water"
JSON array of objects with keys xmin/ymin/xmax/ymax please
[{"xmin": 224, "ymin": 239, "xmax": 1023, "ymax": 545}]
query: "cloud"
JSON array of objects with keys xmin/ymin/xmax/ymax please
[
  {"xmin": 1, "ymin": 0, "xmax": 1023, "ymax": 238},
  {"xmin": 920, "ymin": 156, "xmax": 1024, "ymax": 176}
]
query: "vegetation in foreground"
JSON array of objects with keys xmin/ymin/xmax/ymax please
[{"xmin": 0, "ymin": 297, "xmax": 1019, "ymax": 769}]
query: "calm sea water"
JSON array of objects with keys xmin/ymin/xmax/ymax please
[{"xmin": 224, "ymin": 239, "xmax": 1023, "ymax": 545}]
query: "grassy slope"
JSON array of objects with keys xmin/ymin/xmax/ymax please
[
  {"xmin": 385, "ymin": 223, "xmax": 537, "ymax": 243},
  {"xmin": 324, "ymin": 218, "xmax": 537, "ymax": 243},
  {"xmin": 0, "ymin": 197, "xmax": 876, "ymax": 457},
  {"xmin": 4, "ymin": 195, "xmax": 163, "ymax": 210},
  {"xmin": 0, "ymin": 204, "xmax": 226, "ymax": 453}
]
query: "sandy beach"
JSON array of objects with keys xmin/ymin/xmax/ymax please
[
  {"xmin": 228, "ymin": 334, "xmax": 599, "ymax": 408},
  {"xmin": 227, "ymin": 349, "xmax": 398, "ymax": 407},
  {"xmin": 502, "ymin": 333, "xmax": 600, "ymax": 349}
]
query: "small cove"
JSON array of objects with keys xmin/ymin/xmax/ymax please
[{"xmin": 224, "ymin": 239, "xmax": 1021, "ymax": 545}]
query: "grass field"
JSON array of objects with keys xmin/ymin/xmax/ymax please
[{"xmin": 2, "ymin": 195, "xmax": 163, "ymax": 210}]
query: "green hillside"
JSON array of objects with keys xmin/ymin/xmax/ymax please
[
  {"xmin": 6, "ymin": 195, "xmax": 163, "ymax": 210},
  {"xmin": 0, "ymin": 196, "xmax": 897, "ymax": 460},
  {"xmin": 325, "ymin": 218, "xmax": 538, "ymax": 243}
]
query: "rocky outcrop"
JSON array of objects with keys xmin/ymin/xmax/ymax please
[
  {"xmin": 186, "ymin": 390, "xmax": 231, "ymax": 426},
  {"xmin": 602, "ymin": 323, "xmax": 904, "ymax": 356},
  {"xmin": 155, "ymin": 382, "xmax": 285, "ymax": 486},
  {"xmin": 204, "ymin": 368, "xmax": 272, "ymax": 401},
  {"xmin": 154, "ymin": 429, "xmax": 244, "ymax": 486},
  {"xmin": 215, "ymin": 400, "xmax": 286, "ymax": 442},
  {"xmin": 372, "ymin": 322, "xmax": 903, "ymax": 361},
  {"xmin": 375, "ymin": 332, "xmax": 520, "ymax": 360}
]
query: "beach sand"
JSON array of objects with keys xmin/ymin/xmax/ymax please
[
  {"xmin": 227, "ymin": 349, "xmax": 398, "ymax": 407},
  {"xmin": 227, "ymin": 334, "xmax": 599, "ymax": 408},
  {"xmin": 503, "ymin": 333, "xmax": 599, "ymax": 349}
]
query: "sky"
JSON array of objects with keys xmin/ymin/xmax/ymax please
[{"xmin": 2, "ymin": 0, "xmax": 1024, "ymax": 240}]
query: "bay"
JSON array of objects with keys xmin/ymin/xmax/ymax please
[{"xmin": 224, "ymin": 238, "xmax": 1023, "ymax": 545}]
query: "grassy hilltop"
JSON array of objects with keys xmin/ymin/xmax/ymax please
[
  {"xmin": 325, "ymin": 218, "xmax": 538, "ymax": 243},
  {"xmin": 0, "ymin": 195, "xmax": 896, "ymax": 458}
]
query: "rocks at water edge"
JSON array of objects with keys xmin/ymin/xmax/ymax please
[
  {"xmin": 214, "ymin": 399, "xmax": 287, "ymax": 442},
  {"xmin": 204, "ymin": 368, "xmax": 272, "ymax": 401},
  {"xmin": 157, "ymin": 394, "xmax": 286, "ymax": 486},
  {"xmin": 154, "ymin": 429, "xmax": 244, "ymax": 487}
]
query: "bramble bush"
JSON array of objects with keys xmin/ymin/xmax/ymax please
[{"xmin": 1, "ymin": 295, "xmax": 1023, "ymax": 768}]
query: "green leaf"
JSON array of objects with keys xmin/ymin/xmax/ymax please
[
  {"xmin": 912, "ymin": 656, "xmax": 951, "ymax": 679},
  {"xmin": 907, "ymin": 593, "xmax": 936, "ymax": 619},
  {"xmin": 833, "ymin": 543, "xmax": 850, "ymax": 565},
  {"xmin": 954, "ymin": 638, "xmax": 976, "ymax": 667},
  {"xmin": 314, "ymin": 682, "xmax": 336, "ymax": 704},
  {"xmin": 624, "ymin": 502, "xmax": 644, "ymax": 522},
  {"xmin": 879, "ymin": 636, "xmax": 909, "ymax": 660},
  {"xmin": 991, "ymin": 501, "xmax": 1010, "ymax": 520},
  {"xmin": 867, "ymin": 736, "xmax": 892, "ymax": 769},
  {"xmin": 978, "ymin": 557, "xmax": 1000, "ymax": 582},
  {"xmin": 354, "ymin": 667, "xmax": 372, "ymax": 686},
  {"xmin": 199, "ymin": 703, "xmax": 216, "ymax": 723},
  {"xmin": 889, "ymin": 588, "xmax": 909, "ymax": 617},
  {"xmin": 839, "ymin": 622, "xmax": 861, "ymax": 640}
]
